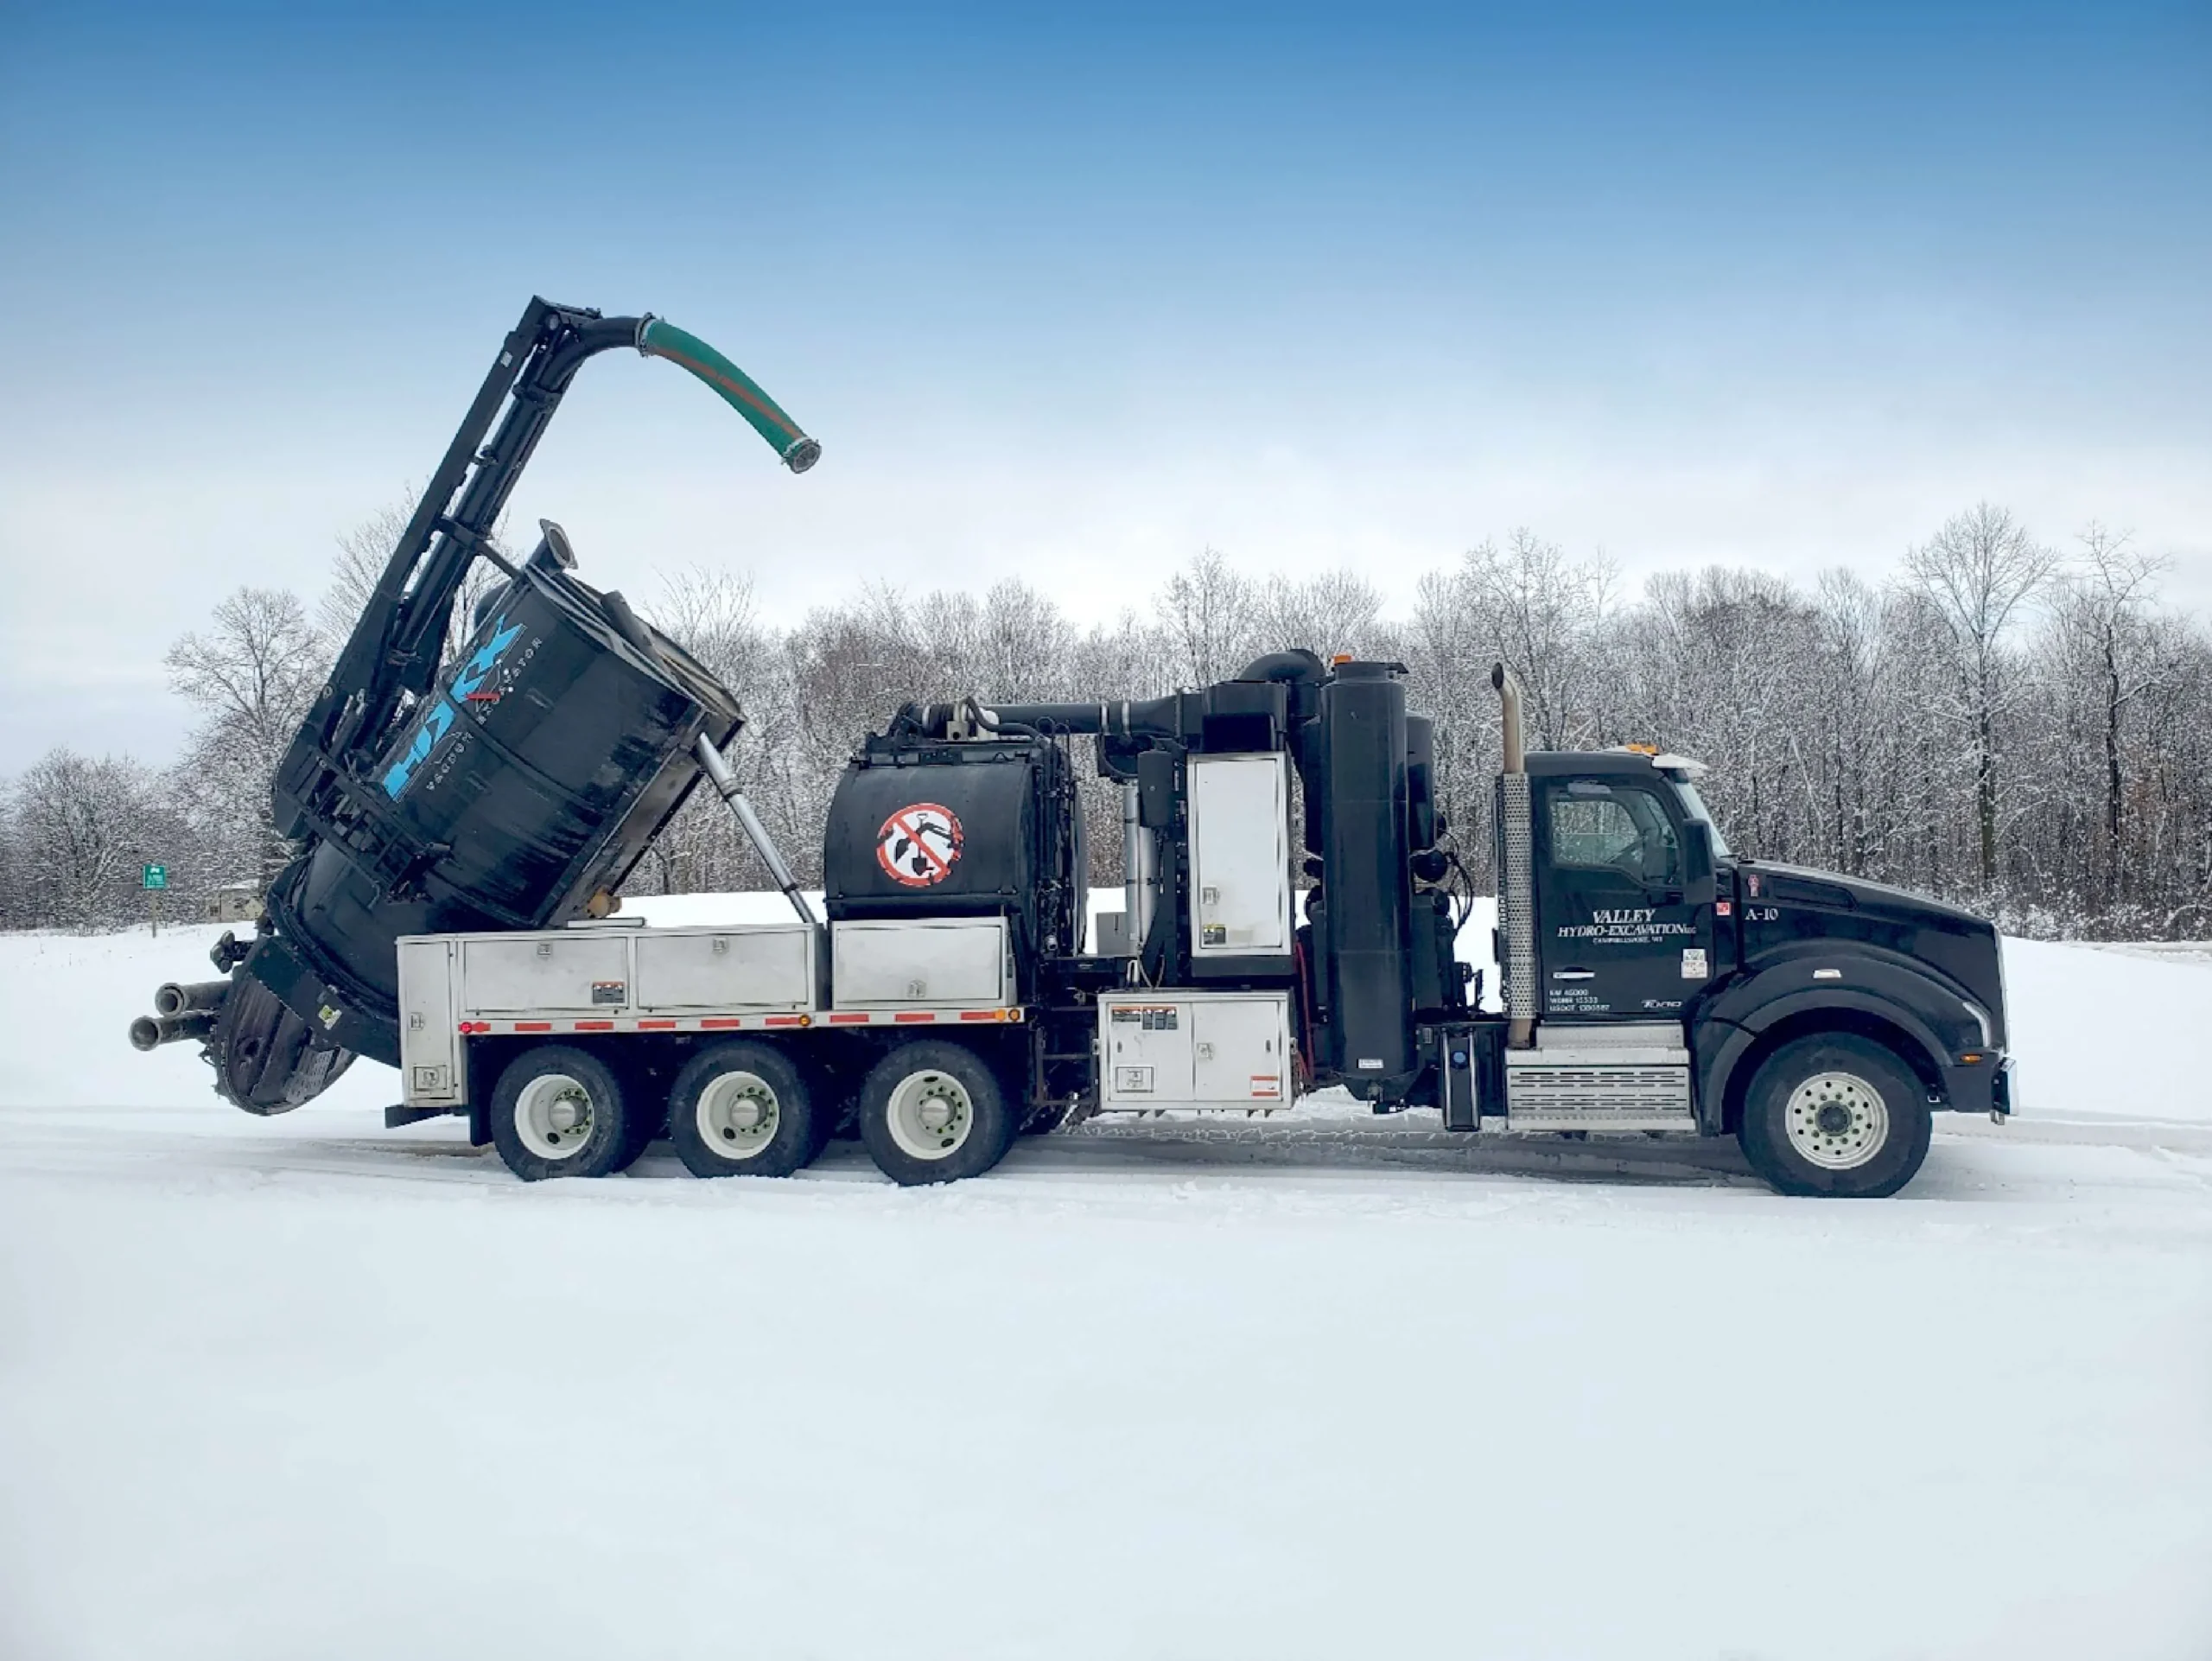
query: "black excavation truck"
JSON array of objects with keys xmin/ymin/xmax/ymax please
[{"xmin": 133, "ymin": 298, "xmax": 2012, "ymax": 1198}]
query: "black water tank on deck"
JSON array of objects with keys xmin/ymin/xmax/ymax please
[
  {"xmin": 1313, "ymin": 661, "xmax": 1416, "ymax": 1097},
  {"xmin": 823, "ymin": 737, "xmax": 1078, "ymax": 971}
]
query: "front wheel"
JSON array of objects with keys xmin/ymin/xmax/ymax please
[
  {"xmin": 857, "ymin": 1041, "xmax": 1014, "ymax": 1186},
  {"xmin": 1738, "ymin": 1033, "xmax": 1932, "ymax": 1198}
]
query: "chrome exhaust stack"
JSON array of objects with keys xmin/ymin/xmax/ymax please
[{"xmin": 1491, "ymin": 663, "xmax": 1537, "ymax": 1050}]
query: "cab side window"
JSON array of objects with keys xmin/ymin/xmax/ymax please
[{"xmin": 1547, "ymin": 780, "xmax": 1681, "ymax": 886}]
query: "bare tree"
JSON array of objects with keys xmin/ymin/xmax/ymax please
[
  {"xmin": 1903, "ymin": 503, "xmax": 2058, "ymax": 887},
  {"xmin": 166, "ymin": 587, "xmax": 327, "ymax": 888},
  {"xmin": 1255, "ymin": 569, "xmax": 1385, "ymax": 661},
  {"xmin": 1157, "ymin": 549, "xmax": 1258, "ymax": 685},
  {"xmin": 322, "ymin": 489, "xmax": 504, "ymax": 662},
  {"xmin": 1459, "ymin": 530, "xmax": 1615, "ymax": 750},
  {"xmin": 5, "ymin": 749, "xmax": 182, "ymax": 929},
  {"xmin": 2066, "ymin": 526, "xmax": 2168, "ymax": 903}
]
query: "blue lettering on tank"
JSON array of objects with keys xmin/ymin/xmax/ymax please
[{"xmin": 381, "ymin": 617, "xmax": 525, "ymax": 798}]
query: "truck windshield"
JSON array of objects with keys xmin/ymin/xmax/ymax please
[{"xmin": 1669, "ymin": 777, "xmax": 1732, "ymax": 858}]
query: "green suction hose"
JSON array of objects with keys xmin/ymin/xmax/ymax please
[{"xmin": 636, "ymin": 317, "xmax": 821, "ymax": 473}]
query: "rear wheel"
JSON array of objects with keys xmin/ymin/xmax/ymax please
[
  {"xmin": 490, "ymin": 1046, "xmax": 632, "ymax": 1181},
  {"xmin": 1738, "ymin": 1033, "xmax": 1932, "ymax": 1198},
  {"xmin": 857, "ymin": 1041, "xmax": 1014, "ymax": 1186},
  {"xmin": 667, "ymin": 1041, "xmax": 817, "ymax": 1178}
]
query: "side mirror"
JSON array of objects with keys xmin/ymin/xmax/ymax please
[{"xmin": 1682, "ymin": 820, "xmax": 1717, "ymax": 905}]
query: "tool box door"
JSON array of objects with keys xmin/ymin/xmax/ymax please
[
  {"xmin": 461, "ymin": 934, "xmax": 632, "ymax": 1014},
  {"xmin": 397, "ymin": 937, "xmax": 461, "ymax": 1104},
  {"xmin": 1191, "ymin": 995, "xmax": 1288, "ymax": 1104}
]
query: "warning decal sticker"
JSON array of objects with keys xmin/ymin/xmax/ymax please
[{"xmin": 877, "ymin": 803, "xmax": 964, "ymax": 888}]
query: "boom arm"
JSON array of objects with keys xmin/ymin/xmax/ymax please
[{"xmin": 273, "ymin": 297, "xmax": 815, "ymax": 844}]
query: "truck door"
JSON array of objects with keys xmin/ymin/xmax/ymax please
[{"xmin": 1535, "ymin": 775, "xmax": 1713, "ymax": 1020}]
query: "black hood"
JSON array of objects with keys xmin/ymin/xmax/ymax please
[{"xmin": 1736, "ymin": 861, "xmax": 2007, "ymax": 1047}]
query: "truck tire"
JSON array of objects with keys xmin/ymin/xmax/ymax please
[
  {"xmin": 857, "ymin": 1041, "xmax": 1014, "ymax": 1186},
  {"xmin": 667, "ymin": 1041, "xmax": 817, "ymax": 1179},
  {"xmin": 1738, "ymin": 1033, "xmax": 1933, "ymax": 1198},
  {"xmin": 490, "ymin": 1046, "xmax": 633, "ymax": 1182}
]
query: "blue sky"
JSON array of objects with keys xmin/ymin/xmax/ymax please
[{"xmin": 1, "ymin": 1, "xmax": 2206, "ymax": 770}]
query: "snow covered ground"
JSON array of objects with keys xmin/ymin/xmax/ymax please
[{"xmin": 2, "ymin": 920, "xmax": 2207, "ymax": 1659}]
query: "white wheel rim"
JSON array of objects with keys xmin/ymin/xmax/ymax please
[
  {"xmin": 1784, "ymin": 1070, "xmax": 1890, "ymax": 1170},
  {"xmin": 696, "ymin": 1069, "xmax": 780, "ymax": 1161},
  {"xmin": 885, "ymin": 1068, "xmax": 975, "ymax": 1161},
  {"xmin": 515, "ymin": 1072, "xmax": 596, "ymax": 1161}
]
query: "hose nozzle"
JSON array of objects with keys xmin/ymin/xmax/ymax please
[{"xmin": 637, "ymin": 316, "xmax": 820, "ymax": 472}]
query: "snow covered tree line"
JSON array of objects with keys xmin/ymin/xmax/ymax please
[{"xmin": 3, "ymin": 501, "xmax": 2208, "ymax": 939}]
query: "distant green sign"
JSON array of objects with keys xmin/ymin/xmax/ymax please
[{"xmin": 142, "ymin": 864, "xmax": 168, "ymax": 891}]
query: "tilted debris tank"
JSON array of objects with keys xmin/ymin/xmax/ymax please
[{"xmin": 132, "ymin": 297, "xmax": 817, "ymax": 1111}]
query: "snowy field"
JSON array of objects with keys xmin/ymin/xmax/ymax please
[{"xmin": 2, "ymin": 916, "xmax": 2208, "ymax": 1659}]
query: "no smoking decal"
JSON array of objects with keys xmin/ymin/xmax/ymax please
[{"xmin": 877, "ymin": 803, "xmax": 963, "ymax": 888}]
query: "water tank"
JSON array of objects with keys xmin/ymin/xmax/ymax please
[{"xmin": 823, "ymin": 735, "xmax": 1082, "ymax": 974}]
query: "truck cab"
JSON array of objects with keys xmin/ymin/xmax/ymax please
[
  {"xmin": 1525, "ymin": 748, "xmax": 1726, "ymax": 1022},
  {"xmin": 1491, "ymin": 720, "xmax": 2012, "ymax": 1195}
]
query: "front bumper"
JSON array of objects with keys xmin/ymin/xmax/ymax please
[{"xmin": 1940, "ymin": 1052, "xmax": 2012, "ymax": 1119}]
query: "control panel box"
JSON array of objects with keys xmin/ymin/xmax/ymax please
[{"xmin": 1098, "ymin": 990, "xmax": 1292, "ymax": 1111}]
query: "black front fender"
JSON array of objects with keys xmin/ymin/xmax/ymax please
[{"xmin": 1694, "ymin": 946, "xmax": 1987, "ymax": 1132}]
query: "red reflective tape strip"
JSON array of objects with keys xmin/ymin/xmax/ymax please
[
  {"xmin": 763, "ymin": 1015, "xmax": 805, "ymax": 1027},
  {"xmin": 700, "ymin": 1017, "xmax": 744, "ymax": 1029},
  {"xmin": 828, "ymin": 1012, "xmax": 870, "ymax": 1024},
  {"xmin": 515, "ymin": 1021, "xmax": 552, "ymax": 1033},
  {"xmin": 574, "ymin": 1021, "xmax": 613, "ymax": 1032},
  {"xmin": 638, "ymin": 1020, "xmax": 677, "ymax": 1030},
  {"xmin": 893, "ymin": 1010, "xmax": 936, "ymax": 1023},
  {"xmin": 958, "ymin": 1009, "xmax": 1000, "ymax": 1022}
]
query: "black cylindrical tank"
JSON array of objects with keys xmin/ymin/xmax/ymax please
[
  {"xmin": 218, "ymin": 563, "xmax": 740, "ymax": 1109},
  {"xmin": 1313, "ymin": 661, "xmax": 1416, "ymax": 1097},
  {"xmin": 823, "ymin": 736, "xmax": 1079, "ymax": 965}
]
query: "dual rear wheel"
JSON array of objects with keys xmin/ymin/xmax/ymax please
[
  {"xmin": 488, "ymin": 1037, "xmax": 1015, "ymax": 1187},
  {"xmin": 855, "ymin": 1041, "xmax": 1015, "ymax": 1187},
  {"xmin": 668, "ymin": 1041, "xmax": 826, "ymax": 1178},
  {"xmin": 491, "ymin": 1047, "xmax": 657, "ymax": 1181}
]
